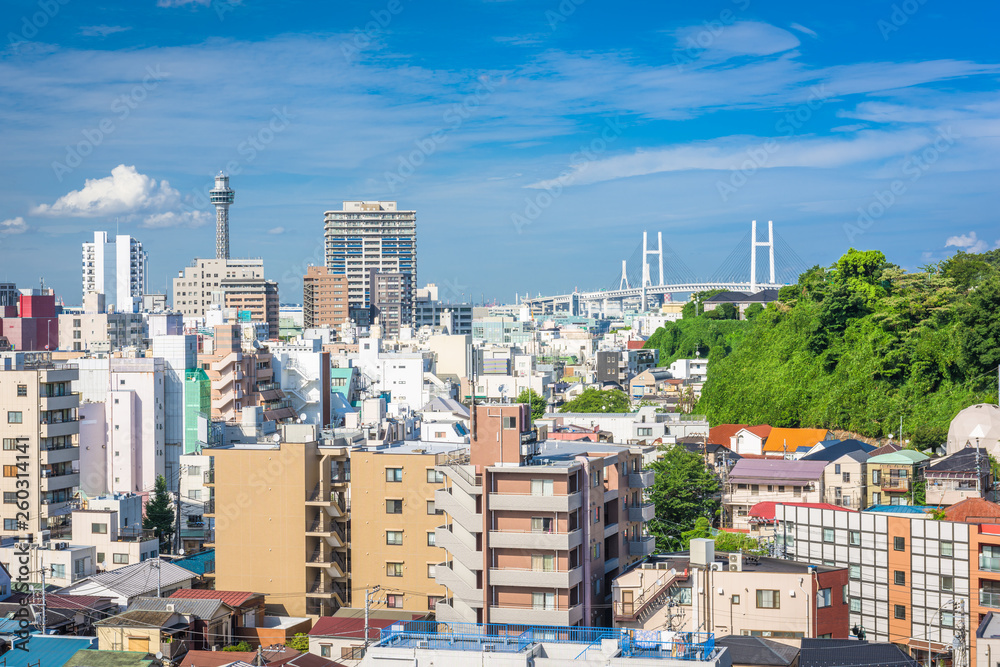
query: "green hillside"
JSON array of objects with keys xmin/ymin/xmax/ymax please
[{"xmin": 646, "ymin": 248, "xmax": 1000, "ymax": 445}]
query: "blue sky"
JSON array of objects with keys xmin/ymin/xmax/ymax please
[{"xmin": 1, "ymin": 0, "xmax": 998, "ymax": 305}]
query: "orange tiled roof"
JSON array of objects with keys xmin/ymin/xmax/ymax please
[
  {"xmin": 944, "ymin": 497, "xmax": 1000, "ymax": 523},
  {"xmin": 763, "ymin": 427, "xmax": 830, "ymax": 453},
  {"xmin": 708, "ymin": 424, "xmax": 748, "ymax": 446}
]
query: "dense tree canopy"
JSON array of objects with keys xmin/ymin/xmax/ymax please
[
  {"xmin": 143, "ymin": 474, "xmax": 175, "ymax": 553},
  {"xmin": 647, "ymin": 445, "xmax": 720, "ymax": 551},
  {"xmin": 516, "ymin": 388, "xmax": 547, "ymax": 420},
  {"xmin": 559, "ymin": 387, "xmax": 631, "ymax": 413}
]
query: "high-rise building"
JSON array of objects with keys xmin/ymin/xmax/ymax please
[
  {"xmin": 369, "ymin": 269, "xmax": 412, "ymax": 337},
  {"xmin": 323, "ymin": 201, "xmax": 416, "ymax": 322},
  {"xmin": 82, "ymin": 232, "xmax": 147, "ymax": 313},
  {"xmin": 0, "ymin": 353, "xmax": 80, "ymax": 538},
  {"xmin": 434, "ymin": 404, "xmax": 656, "ymax": 627},
  {"xmin": 172, "ymin": 258, "xmax": 278, "ymax": 339},
  {"xmin": 302, "ymin": 266, "xmax": 349, "ymax": 330},
  {"xmin": 211, "ymin": 173, "xmax": 235, "ymax": 260}
]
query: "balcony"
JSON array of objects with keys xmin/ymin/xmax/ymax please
[
  {"xmin": 435, "ymin": 488, "xmax": 479, "ymax": 530},
  {"xmin": 435, "ymin": 562, "xmax": 481, "ymax": 602},
  {"xmin": 115, "ymin": 528, "xmax": 156, "ymax": 542},
  {"xmin": 40, "ymin": 392, "xmax": 80, "ymax": 411},
  {"xmin": 982, "ymin": 590, "xmax": 1000, "ymax": 608},
  {"xmin": 628, "ymin": 503, "xmax": 655, "ymax": 523},
  {"xmin": 204, "ymin": 499, "xmax": 215, "ymax": 516},
  {"xmin": 203, "ymin": 530, "xmax": 215, "ymax": 546},
  {"xmin": 40, "ymin": 419, "xmax": 79, "ymax": 439},
  {"xmin": 307, "ymin": 545, "xmax": 347, "ymax": 578},
  {"xmin": 629, "ymin": 470, "xmax": 655, "ymax": 489},
  {"xmin": 880, "ymin": 477, "xmax": 909, "ymax": 491},
  {"xmin": 981, "ymin": 555, "xmax": 1000, "ymax": 572},
  {"xmin": 488, "ymin": 529, "xmax": 583, "ymax": 551},
  {"xmin": 436, "ymin": 525, "xmax": 482, "ymax": 571},
  {"xmin": 628, "ymin": 535, "xmax": 656, "ymax": 557},
  {"xmin": 488, "ymin": 567, "xmax": 584, "ymax": 589},
  {"xmin": 40, "ymin": 445, "xmax": 78, "ymax": 466},
  {"xmin": 488, "ymin": 604, "xmax": 584, "ymax": 626},
  {"xmin": 488, "ymin": 492, "xmax": 583, "ymax": 513},
  {"xmin": 40, "ymin": 471, "xmax": 79, "ymax": 492}
]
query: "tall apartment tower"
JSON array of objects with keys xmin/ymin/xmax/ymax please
[
  {"xmin": 82, "ymin": 232, "xmax": 148, "ymax": 313},
  {"xmin": 302, "ymin": 266, "xmax": 350, "ymax": 330},
  {"xmin": 210, "ymin": 173, "xmax": 235, "ymax": 260},
  {"xmin": 323, "ymin": 201, "xmax": 416, "ymax": 324},
  {"xmin": 0, "ymin": 353, "xmax": 80, "ymax": 538}
]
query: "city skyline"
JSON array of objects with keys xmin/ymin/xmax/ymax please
[{"xmin": 1, "ymin": 0, "xmax": 999, "ymax": 304}]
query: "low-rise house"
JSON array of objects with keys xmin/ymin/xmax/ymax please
[
  {"xmin": 725, "ymin": 459, "xmax": 827, "ymax": 531},
  {"xmin": 128, "ymin": 596, "xmax": 234, "ymax": 650},
  {"xmin": 714, "ymin": 636, "xmax": 799, "ymax": 667},
  {"xmin": 812, "ymin": 451, "xmax": 868, "ymax": 509},
  {"xmin": 865, "ymin": 449, "xmax": 930, "ymax": 507},
  {"xmin": 71, "ymin": 509, "xmax": 159, "ymax": 571},
  {"xmin": 95, "ymin": 609, "xmax": 192, "ymax": 661},
  {"xmin": 63, "ymin": 648, "xmax": 159, "ymax": 667},
  {"xmin": 58, "ymin": 559, "xmax": 199, "ymax": 610},
  {"xmin": 798, "ymin": 638, "xmax": 919, "ymax": 667},
  {"xmin": 763, "ymin": 428, "xmax": 834, "ymax": 459},
  {"xmin": 308, "ymin": 616, "xmax": 398, "ymax": 664},
  {"xmin": 170, "ymin": 589, "xmax": 267, "ymax": 644},
  {"xmin": 0, "ymin": 593, "xmax": 116, "ymax": 635},
  {"xmin": 181, "ymin": 647, "xmax": 316, "ymax": 667},
  {"xmin": 730, "ymin": 426, "xmax": 773, "ymax": 456},
  {"xmin": 611, "ymin": 547, "xmax": 850, "ymax": 640},
  {"xmin": 925, "ymin": 446, "xmax": 992, "ymax": 506},
  {"xmin": 629, "ymin": 369, "xmax": 682, "ymax": 400},
  {"xmin": 0, "ymin": 540, "xmax": 96, "ymax": 588}
]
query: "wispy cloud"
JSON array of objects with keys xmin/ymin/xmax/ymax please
[
  {"xmin": 673, "ymin": 21, "xmax": 800, "ymax": 58},
  {"xmin": 267, "ymin": 226, "xmax": 285, "ymax": 235},
  {"xmin": 0, "ymin": 217, "xmax": 27, "ymax": 235},
  {"xmin": 790, "ymin": 23, "xmax": 819, "ymax": 39},
  {"xmin": 945, "ymin": 231, "xmax": 998, "ymax": 254},
  {"xmin": 79, "ymin": 25, "xmax": 132, "ymax": 38}
]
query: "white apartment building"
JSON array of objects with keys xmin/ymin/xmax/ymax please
[
  {"xmin": 270, "ymin": 337, "xmax": 330, "ymax": 426},
  {"xmin": 82, "ymin": 232, "xmax": 147, "ymax": 313},
  {"xmin": 0, "ymin": 353, "xmax": 80, "ymax": 538},
  {"xmin": 58, "ymin": 292, "xmax": 147, "ymax": 352},
  {"xmin": 152, "ymin": 333, "xmax": 199, "ymax": 487},
  {"xmin": 323, "ymin": 201, "xmax": 416, "ymax": 316},
  {"xmin": 178, "ymin": 453, "xmax": 211, "ymax": 553},
  {"xmin": 0, "ymin": 540, "xmax": 95, "ymax": 588},
  {"xmin": 70, "ymin": 501, "xmax": 158, "ymax": 570}
]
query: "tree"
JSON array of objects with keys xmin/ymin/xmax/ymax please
[
  {"xmin": 516, "ymin": 388, "xmax": 547, "ymax": 421},
  {"xmin": 958, "ymin": 277, "xmax": 1000, "ymax": 381},
  {"xmin": 559, "ymin": 387, "xmax": 631, "ymax": 413},
  {"xmin": 744, "ymin": 303, "xmax": 764, "ymax": 320},
  {"xmin": 714, "ymin": 530, "xmax": 766, "ymax": 554},
  {"xmin": 143, "ymin": 474, "xmax": 175, "ymax": 553},
  {"xmin": 647, "ymin": 445, "xmax": 721, "ymax": 551},
  {"xmin": 223, "ymin": 641, "xmax": 253, "ymax": 652},
  {"xmin": 287, "ymin": 633, "xmax": 310, "ymax": 651}
]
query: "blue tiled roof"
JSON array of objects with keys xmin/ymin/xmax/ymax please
[
  {"xmin": 171, "ymin": 549, "xmax": 215, "ymax": 576},
  {"xmin": 863, "ymin": 505, "xmax": 938, "ymax": 514},
  {"xmin": 0, "ymin": 635, "xmax": 95, "ymax": 667}
]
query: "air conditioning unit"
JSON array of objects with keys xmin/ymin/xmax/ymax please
[
  {"xmin": 482, "ymin": 645, "xmax": 495, "ymax": 653},
  {"xmin": 55, "ymin": 542, "xmax": 68, "ymax": 550},
  {"xmin": 416, "ymin": 641, "xmax": 429, "ymax": 649},
  {"xmin": 166, "ymin": 604, "xmax": 175, "ymax": 612},
  {"xmin": 728, "ymin": 553, "xmax": 743, "ymax": 572}
]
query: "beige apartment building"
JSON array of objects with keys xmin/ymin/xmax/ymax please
[
  {"xmin": 434, "ymin": 403, "xmax": 656, "ymax": 627},
  {"xmin": 820, "ymin": 451, "xmax": 868, "ymax": 509},
  {"xmin": 206, "ymin": 423, "xmax": 350, "ymax": 617},
  {"xmin": 348, "ymin": 442, "xmax": 460, "ymax": 616},
  {"xmin": 302, "ymin": 266, "xmax": 349, "ymax": 330},
  {"xmin": 70, "ymin": 508, "xmax": 159, "ymax": 570},
  {"xmin": 0, "ymin": 353, "xmax": 80, "ymax": 538}
]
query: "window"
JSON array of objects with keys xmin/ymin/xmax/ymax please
[
  {"xmin": 850, "ymin": 597, "xmax": 861, "ymax": 612},
  {"xmin": 756, "ymin": 590, "xmax": 780, "ymax": 609},
  {"xmin": 3, "ymin": 492, "xmax": 17, "ymax": 504},
  {"xmin": 531, "ymin": 517, "xmax": 554, "ymax": 533},
  {"xmin": 92, "ymin": 523, "xmax": 108, "ymax": 534},
  {"xmin": 427, "ymin": 500, "xmax": 442, "ymax": 515},
  {"xmin": 3, "ymin": 438, "xmax": 18, "ymax": 450},
  {"xmin": 637, "ymin": 427, "xmax": 653, "ymax": 437},
  {"xmin": 502, "ymin": 416, "xmax": 516, "ymax": 429},
  {"xmin": 16, "ymin": 385, "xmax": 27, "ymax": 397},
  {"xmin": 3, "ymin": 519, "xmax": 18, "ymax": 530},
  {"xmin": 894, "ymin": 570, "xmax": 905, "ymax": 586},
  {"xmin": 51, "ymin": 564, "xmax": 66, "ymax": 578},
  {"xmin": 426, "ymin": 532, "xmax": 436, "ymax": 546},
  {"xmin": 386, "ymin": 499, "xmax": 403, "ymax": 514},
  {"xmin": 751, "ymin": 484, "xmax": 759, "ymax": 495},
  {"xmin": 941, "ymin": 541, "xmax": 953, "ymax": 557},
  {"xmin": 426, "ymin": 469, "xmax": 444, "ymax": 483},
  {"xmin": 386, "ymin": 562, "xmax": 403, "ymax": 577},
  {"xmin": 823, "ymin": 528, "xmax": 835, "ymax": 543},
  {"xmin": 320, "ymin": 645, "xmax": 331, "ymax": 658},
  {"xmin": 941, "ymin": 611, "xmax": 955, "ymax": 627},
  {"xmin": 97, "ymin": 552, "xmax": 105, "ymax": 564},
  {"xmin": 3, "ymin": 466, "xmax": 20, "ymax": 478},
  {"xmin": 893, "ymin": 536, "xmax": 905, "ymax": 551},
  {"xmin": 113, "ymin": 554, "xmax": 129, "ymax": 564},
  {"xmin": 592, "ymin": 543, "xmax": 601, "ymax": 559},
  {"xmin": 532, "ymin": 554, "xmax": 555, "ymax": 572},
  {"xmin": 817, "ymin": 588, "xmax": 831, "ymax": 608},
  {"xmin": 386, "ymin": 594, "xmax": 403, "ymax": 608},
  {"xmin": 894, "ymin": 605, "xmax": 906, "ymax": 620},
  {"xmin": 842, "ymin": 584, "xmax": 848, "ymax": 603},
  {"xmin": 189, "ymin": 490, "xmax": 202, "ymax": 500},
  {"xmin": 386, "ymin": 531, "xmax": 403, "ymax": 545},
  {"xmin": 842, "ymin": 472, "xmax": 851, "ymax": 482},
  {"xmin": 427, "ymin": 563, "xmax": 437, "ymax": 578},
  {"xmin": 872, "ymin": 470, "xmax": 880, "ymax": 484},
  {"xmin": 835, "ymin": 464, "xmax": 841, "ymax": 474},
  {"xmin": 731, "ymin": 594, "xmax": 740, "ymax": 605},
  {"xmin": 849, "ymin": 565, "xmax": 860, "ymax": 580},
  {"xmin": 386, "ymin": 468, "xmax": 403, "ymax": 482},
  {"xmin": 849, "ymin": 531, "xmax": 861, "ymax": 546},
  {"xmin": 531, "ymin": 479, "xmax": 554, "ymax": 496},
  {"xmin": 532, "ymin": 592, "xmax": 555, "ymax": 610},
  {"xmin": 428, "ymin": 595, "xmax": 444, "ymax": 610},
  {"xmin": 7, "ymin": 411, "xmax": 22, "ymax": 424},
  {"xmin": 942, "ymin": 576, "xmax": 954, "ymax": 591}
]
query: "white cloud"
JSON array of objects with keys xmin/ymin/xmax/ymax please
[
  {"xmin": 267, "ymin": 226, "xmax": 285, "ymax": 235},
  {"xmin": 790, "ymin": 23, "xmax": 819, "ymax": 39},
  {"xmin": 156, "ymin": 0, "xmax": 211, "ymax": 6},
  {"xmin": 79, "ymin": 25, "xmax": 132, "ymax": 38},
  {"xmin": 674, "ymin": 21, "xmax": 800, "ymax": 58},
  {"xmin": 945, "ymin": 231, "xmax": 997, "ymax": 254},
  {"xmin": 0, "ymin": 217, "xmax": 27, "ymax": 235},
  {"xmin": 32, "ymin": 164, "xmax": 209, "ymax": 228}
]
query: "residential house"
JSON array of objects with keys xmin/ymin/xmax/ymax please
[
  {"xmin": 70, "ymin": 509, "xmax": 159, "ymax": 571},
  {"xmin": 0, "ymin": 540, "xmax": 96, "ymax": 588},
  {"xmin": 800, "ymin": 439, "xmax": 876, "ymax": 461},
  {"xmin": 95, "ymin": 609, "xmax": 193, "ymax": 662},
  {"xmin": 798, "ymin": 638, "xmax": 919, "ymax": 667},
  {"xmin": 63, "ymin": 648, "xmax": 159, "ymax": 667},
  {"xmin": 730, "ymin": 426, "xmax": 774, "ymax": 456},
  {"xmin": 714, "ymin": 636, "xmax": 799, "ymax": 667},
  {"xmin": 308, "ymin": 615, "xmax": 399, "ymax": 664},
  {"xmin": 925, "ymin": 447, "xmax": 991, "ymax": 506},
  {"xmin": 809, "ymin": 451, "xmax": 868, "ymax": 509},
  {"xmin": 58, "ymin": 559, "xmax": 199, "ymax": 610},
  {"xmin": 170, "ymin": 589, "xmax": 267, "ymax": 645},
  {"xmin": 611, "ymin": 548, "xmax": 850, "ymax": 640},
  {"xmin": 747, "ymin": 502, "xmax": 852, "ymax": 541},
  {"xmin": 763, "ymin": 428, "xmax": 834, "ymax": 459},
  {"xmin": 0, "ymin": 593, "xmax": 116, "ymax": 635},
  {"xmin": 628, "ymin": 369, "xmax": 682, "ymax": 401},
  {"xmin": 865, "ymin": 449, "xmax": 930, "ymax": 507},
  {"xmin": 127, "ymin": 596, "xmax": 234, "ymax": 650},
  {"xmin": 725, "ymin": 459, "xmax": 827, "ymax": 531}
]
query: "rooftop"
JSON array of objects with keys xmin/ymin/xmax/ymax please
[
  {"xmin": 715, "ymin": 636, "xmax": 798, "ymax": 666},
  {"xmin": 868, "ymin": 449, "xmax": 930, "ymax": 464},
  {"xmin": 729, "ymin": 458, "xmax": 827, "ymax": 483},
  {"xmin": 170, "ymin": 588, "xmax": 262, "ymax": 608},
  {"xmin": 310, "ymin": 615, "xmax": 397, "ymax": 640},
  {"xmin": 64, "ymin": 649, "xmax": 157, "ymax": 667},
  {"xmin": 944, "ymin": 497, "xmax": 1000, "ymax": 523}
]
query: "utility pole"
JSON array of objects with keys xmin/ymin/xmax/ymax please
[
  {"xmin": 364, "ymin": 585, "xmax": 381, "ymax": 652},
  {"xmin": 957, "ymin": 599, "xmax": 968, "ymax": 667},
  {"xmin": 39, "ymin": 556, "xmax": 46, "ymax": 635},
  {"xmin": 174, "ymin": 490, "xmax": 182, "ymax": 556},
  {"xmin": 155, "ymin": 558, "xmax": 162, "ymax": 597}
]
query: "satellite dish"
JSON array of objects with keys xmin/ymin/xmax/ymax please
[
  {"xmin": 156, "ymin": 652, "xmax": 164, "ymax": 660},
  {"xmin": 299, "ymin": 413, "xmax": 307, "ymax": 423},
  {"xmin": 272, "ymin": 433, "xmax": 281, "ymax": 443}
]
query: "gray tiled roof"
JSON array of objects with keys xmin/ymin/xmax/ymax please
[
  {"xmin": 128, "ymin": 596, "xmax": 231, "ymax": 619},
  {"xmin": 83, "ymin": 560, "xmax": 198, "ymax": 597}
]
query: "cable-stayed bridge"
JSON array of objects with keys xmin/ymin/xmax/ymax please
[{"xmin": 523, "ymin": 221, "xmax": 808, "ymax": 315}]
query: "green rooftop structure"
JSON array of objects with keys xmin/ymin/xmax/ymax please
[
  {"xmin": 184, "ymin": 368, "xmax": 210, "ymax": 454},
  {"xmin": 63, "ymin": 650, "xmax": 157, "ymax": 667}
]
